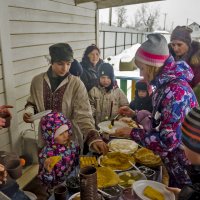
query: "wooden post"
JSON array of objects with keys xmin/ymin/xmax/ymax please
[
  {"xmin": 0, "ymin": 0, "xmax": 20, "ymax": 153},
  {"xmin": 131, "ymin": 80, "xmax": 136, "ymax": 100},
  {"xmin": 95, "ymin": 8, "xmax": 99, "ymax": 47},
  {"xmin": 120, "ymin": 79, "xmax": 127, "ymax": 96}
]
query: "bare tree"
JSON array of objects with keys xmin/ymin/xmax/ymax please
[
  {"xmin": 116, "ymin": 7, "xmax": 127, "ymax": 27},
  {"xmin": 134, "ymin": 4, "xmax": 160, "ymax": 32}
]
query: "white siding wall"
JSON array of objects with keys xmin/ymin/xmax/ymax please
[
  {"xmin": 0, "ymin": 50, "xmax": 12, "ymax": 152},
  {"xmin": 0, "ymin": 0, "xmax": 97, "ymax": 152}
]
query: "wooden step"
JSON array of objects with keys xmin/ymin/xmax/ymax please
[{"xmin": 16, "ymin": 164, "xmax": 39, "ymax": 189}]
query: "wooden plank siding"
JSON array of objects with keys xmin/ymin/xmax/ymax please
[
  {"xmin": 0, "ymin": 0, "xmax": 97, "ymax": 152},
  {"xmin": 0, "ymin": 4, "xmax": 11, "ymax": 152}
]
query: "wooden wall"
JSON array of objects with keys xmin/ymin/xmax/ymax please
[
  {"xmin": 0, "ymin": 0, "xmax": 97, "ymax": 152},
  {"xmin": 0, "ymin": 49, "xmax": 11, "ymax": 152}
]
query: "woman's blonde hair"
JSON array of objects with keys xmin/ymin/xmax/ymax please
[{"xmin": 145, "ymin": 64, "xmax": 162, "ymax": 82}]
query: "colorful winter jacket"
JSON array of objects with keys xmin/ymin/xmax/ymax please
[
  {"xmin": 130, "ymin": 56, "xmax": 198, "ymax": 187},
  {"xmin": 38, "ymin": 112, "xmax": 79, "ymax": 188}
]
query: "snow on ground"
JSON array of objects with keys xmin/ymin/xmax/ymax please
[
  {"xmin": 104, "ymin": 43, "xmax": 142, "ymax": 79},
  {"xmin": 104, "ymin": 43, "xmax": 142, "ymax": 101}
]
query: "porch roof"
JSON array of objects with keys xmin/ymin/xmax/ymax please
[{"xmin": 75, "ymin": 0, "xmax": 164, "ymax": 9}]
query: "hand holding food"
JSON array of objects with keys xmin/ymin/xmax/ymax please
[
  {"xmin": 90, "ymin": 140, "xmax": 109, "ymax": 155},
  {"xmin": 166, "ymin": 187, "xmax": 181, "ymax": 199},
  {"xmin": 44, "ymin": 156, "xmax": 61, "ymax": 172},
  {"xmin": 118, "ymin": 106, "xmax": 135, "ymax": 118}
]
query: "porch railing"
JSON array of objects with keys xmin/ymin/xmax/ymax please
[{"xmin": 99, "ymin": 29, "xmax": 147, "ymax": 59}]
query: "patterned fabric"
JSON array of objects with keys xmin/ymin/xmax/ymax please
[
  {"xmin": 43, "ymin": 80, "xmax": 67, "ymax": 112},
  {"xmin": 25, "ymin": 72, "xmax": 101, "ymax": 150},
  {"xmin": 38, "ymin": 112, "xmax": 79, "ymax": 188},
  {"xmin": 193, "ymin": 84, "xmax": 200, "ymax": 105},
  {"xmin": 40, "ymin": 112, "xmax": 72, "ymax": 145},
  {"xmin": 182, "ymin": 107, "xmax": 200, "ymax": 153},
  {"xmin": 130, "ymin": 56, "xmax": 198, "ymax": 187}
]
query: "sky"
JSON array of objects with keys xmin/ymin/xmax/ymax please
[{"xmin": 99, "ymin": 0, "xmax": 200, "ymax": 31}]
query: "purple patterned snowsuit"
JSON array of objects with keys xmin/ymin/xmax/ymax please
[
  {"xmin": 38, "ymin": 112, "xmax": 79, "ymax": 188},
  {"xmin": 131, "ymin": 56, "xmax": 198, "ymax": 187}
]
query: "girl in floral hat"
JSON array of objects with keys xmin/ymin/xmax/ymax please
[{"xmin": 38, "ymin": 112, "xmax": 79, "ymax": 189}]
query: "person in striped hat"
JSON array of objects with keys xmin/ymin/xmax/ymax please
[
  {"xmin": 168, "ymin": 107, "xmax": 200, "ymax": 200},
  {"xmin": 116, "ymin": 33, "xmax": 198, "ymax": 187}
]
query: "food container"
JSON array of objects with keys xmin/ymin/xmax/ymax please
[
  {"xmin": 101, "ymin": 185, "xmax": 123, "ymax": 200},
  {"xmin": 118, "ymin": 170, "xmax": 147, "ymax": 188},
  {"xmin": 66, "ymin": 176, "xmax": 80, "ymax": 193},
  {"xmin": 138, "ymin": 166, "xmax": 155, "ymax": 180},
  {"xmin": 5, "ymin": 159, "xmax": 22, "ymax": 179}
]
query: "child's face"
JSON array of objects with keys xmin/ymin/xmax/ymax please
[
  {"xmin": 184, "ymin": 145, "xmax": 200, "ymax": 165},
  {"xmin": 138, "ymin": 90, "xmax": 148, "ymax": 98},
  {"xmin": 100, "ymin": 75, "xmax": 111, "ymax": 88},
  {"xmin": 55, "ymin": 130, "xmax": 70, "ymax": 145}
]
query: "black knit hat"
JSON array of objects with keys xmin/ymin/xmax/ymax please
[
  {"xmin": 182, "ymin": 107, "xmax": 200, "ymax": 153},
  {"xmin": 171, "ymin": 26, "xmax": 193, "ymax": 46},
  {"xmin": 98, "ymin": 63, "xmax": 114, "ymax": 80},
  {"xmin": 98, "ymin": 63, "xmax": 115, "ymax": 90},
  {"xmin": 136, "ymin": 81, "xmax": 148, "ymax": 91},
  {"xmin": 69, "ymin": 59, "xmax": 83, "ymax": 76},
  {"xmin": 49, "ymin": 43, "xmax": 74, "ymax": 63}
]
